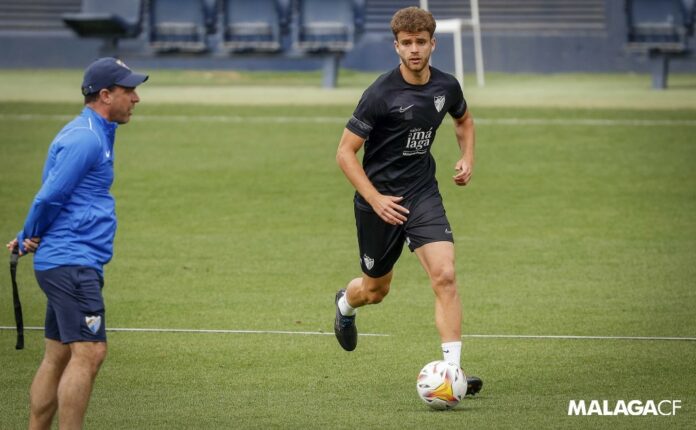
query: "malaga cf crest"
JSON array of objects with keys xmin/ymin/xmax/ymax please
[
  {"xmin": 85, "ymin": 315, "xmax": 102, "ymax": 334},
  {"xmin": 363, "ymin": 254, "xmax": 374, "ymax": 270},
  {"xmin": 115, "ymin": 58, "xmax": 131, "ymax": 70},
  {"xmin": 434, "ymin": 95, "xmax": 445, "ymax": 112}
]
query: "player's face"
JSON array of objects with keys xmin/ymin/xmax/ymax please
[
  {"xmin": 104, "ymin": 86, "xmax": 140, "ymax": 124},
  {"xmin": 394, "ymin": 31, "xmax": 435, "ymax": 73}
]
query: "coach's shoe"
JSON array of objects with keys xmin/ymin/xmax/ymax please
[
  {"xmin": 334, "ymin": 289, "xmax": 357, "ymax": 351},
  {"xmin": 465, "ymin": 375, "xmax": 483, "ymax": 396}
]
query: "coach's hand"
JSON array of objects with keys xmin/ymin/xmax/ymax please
[
  {"xmin": 367, "ymin": 194, "xmax": 410, "ymax": 225},
  {"xmin": 453, "ymin": 158, "xmax": 473, "ymax": 186},
  {"xmin": 6, "ymin": 237, "xmax": 41, "ymax": 256}
]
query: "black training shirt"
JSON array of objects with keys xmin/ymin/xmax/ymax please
[{"xmin": 346, "ymin": 66, "xmax": 467, "ymax": 210}]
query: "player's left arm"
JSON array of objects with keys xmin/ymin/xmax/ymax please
[{"xmin": 452, "ymin": 109, "xmax": 475, "ymax": 186}]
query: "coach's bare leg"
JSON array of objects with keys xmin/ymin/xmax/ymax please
[
  {"xmin": 415, "ymin": 242, "xmax": 462, "ymax": 342},
  {"xmin": 57, "ymin": 341, "xmax": 107, "ymax": 430},
  {"xmin": 29, "ymin": 339, "xmax": 71, "ymax": 430},
  {"xmin": 345, "ymin": 271, "xmax": 393, "ymax": 308}
]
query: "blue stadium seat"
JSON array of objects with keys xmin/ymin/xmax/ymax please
[
  {"xmin": 221, "ymin": 0, "xmax": 291, "ymax": 53},
  {"xmin": 686, "ymin": 0, "xmax": 696, "ymax": 29},
  {"xmin": 295, "ymin": 0, "xmax": 365, "ymax": 53},
  {"xmin": 62, "ymin": 0, "xmax": 143, "ymax": 40},
  {"xmin": 625, "ymin": 0, "xmax": 695, "ymax": 89},
  {"xmin": 149, "ymin": 0, "xmax": 215, "ymax": 53},
  {"xmin": 626, "ymin": 0, "xmax": 693, "ymax": 51}
]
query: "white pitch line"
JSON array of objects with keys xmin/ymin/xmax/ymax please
[
  {"xmin": 1, "ymin": 113, "xmax": 695, "ymax": 127},
  {"xmin": 477, "ymin": 118, "xmax": 696, "ymax": 127},
  {"xmin": 0, "ymin": 326, "xmax": 388, "ymax": 337},
  {"xmin": 2, "ymin": 326, "xmax": 694, "ymax": 341},
  {"xmin": 463, "ymin": 334, "xmax": 696, "ymax": 341}
]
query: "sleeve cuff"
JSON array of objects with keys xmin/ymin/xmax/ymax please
[{"xmin": 16, "ymin": 231, "xmax": 26, "ymax": 253}]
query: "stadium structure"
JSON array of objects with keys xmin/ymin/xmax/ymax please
[{"xmin": 0, "ymin": 0, "xmax": 694, "ymax": 88}]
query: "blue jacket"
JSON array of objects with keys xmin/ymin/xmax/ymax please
[{"xmin": 18, "ymin": 107, "xmax": 118, "ymax": 274}]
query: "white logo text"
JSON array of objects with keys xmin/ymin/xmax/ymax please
[
  {"xmin": 568, "ymin": 400, "xmax": 682, "ymax": 416},
  {"xmin": 403, "ymin": 127, "xmax": 433, "ymax": 156}
]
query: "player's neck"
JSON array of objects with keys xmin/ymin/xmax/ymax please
[{"xmin": 399, "ymin": 63, "xmax": 431, "ymax": 86}]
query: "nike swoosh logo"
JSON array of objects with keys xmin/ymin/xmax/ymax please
[
  {"xmin": 105, "ymin": 151, "xmax": 111, "ymax": 158},
  {"xmin": 399, "ymin": 104, "xmax": 414, "ymax": 113}
]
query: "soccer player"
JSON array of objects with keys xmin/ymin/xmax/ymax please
[
  {"xmin": 6, "ymin": 57, "xmax": 147, "ymax": 429},
  {"xmin": 333, "ymin": 7, "xmax": 482, "ymax": 395}
]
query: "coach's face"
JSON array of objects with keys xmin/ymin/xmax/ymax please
[
  {"xmin": 103, "ymin": 86, "xmax": 140, "ymax": 124},
  {"xmin": 394, "ymin": 30, "xmax": 435, "ymax": 74}
]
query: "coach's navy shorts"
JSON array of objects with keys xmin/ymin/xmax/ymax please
[
  {"xmin": 34, "ymin": 266, "xmax": 106, "ymax": 344},
  {"xmin": 354, "ymin": 187, "xmax": 454, "ymax": 278}
]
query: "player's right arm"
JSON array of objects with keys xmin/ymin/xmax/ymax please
[{"xmin": 336, "ymin": 128, "xmax": 409, "ymax": 225}]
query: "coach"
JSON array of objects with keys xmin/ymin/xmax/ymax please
[{"xmin": 6, "ymin": 57, "xmax": 147, "ymax": 430}]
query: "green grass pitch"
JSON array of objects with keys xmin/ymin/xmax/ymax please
[{"xmin": 0, "ymin": 70, "xmax": 695, "ymax": 429}]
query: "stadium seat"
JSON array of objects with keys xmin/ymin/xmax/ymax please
[
  {"xmin": 148, "ymin": 0, "xmax": 215, "ymax": 53},
  {"xmin": 221, "ymin": 0, "xmax": 291, "ymax": 53},
  {"xmin": 626, "ymin": 0, "xmax": 693, "ymax": 51},
  {"xmin": 294, "ymin": 0, "xmax": 365, "ymax": 53},
  {"xmin": 625, "ymin": 0, "xmax": 695, "ymax": 88},
  {"xmin": 62, "ymin": 0, "xmax": 143, "ymax": 48}
]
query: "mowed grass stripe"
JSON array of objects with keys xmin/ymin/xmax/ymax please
[
  {"xmin": 3, "ymin": 327, "xmax": 694, "ymax": 341},
  {"xmin": 2, "ymin": 113, "xmax": 696, "ymax": 127},
  {"xmin": 0, "ymin": 326, "xmax": 389, "ymax": 337}
]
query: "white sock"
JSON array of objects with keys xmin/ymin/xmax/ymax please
[
  {"xmin": 442, "ymin": 341, "xmax": 462, "ymax": 368},
  {"xmin": 338, "ymin": 293, "xmax": 356, "ymax": 316}
]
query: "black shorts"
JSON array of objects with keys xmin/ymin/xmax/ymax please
[{"xmin": 354, "ymin": 188, "xmax": 454, "ymax": 278}]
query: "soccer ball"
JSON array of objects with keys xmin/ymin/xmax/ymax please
[{"xmin": 416, "ymin": 360, "xmax": 467, "ymax": 410}]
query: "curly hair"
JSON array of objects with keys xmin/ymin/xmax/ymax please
[{"xmin": 390, "ymin": 7, "xmax": 436, "ymax": 38}]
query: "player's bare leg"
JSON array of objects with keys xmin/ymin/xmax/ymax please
[
  {"xmin": 57, "ymin": 341, "xmax": 107, "ymax": 429},
  {"xmin": 415, "ymin": 241, "xmax": 482, "ymax": 395},
  {"xmin": 335, "ymin": 272, "xmax": 393, "ymax": 351},
  {"xmin": 29, "ymin": 339, "xmax": 70, "ymax": 430},
  {"xmin": 415, "ymin": 242, "xmax": 461, "ymax": 342},
  {"xmin": 346, "ymin": 271, "xmax": 393, "ymax": 307}
]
